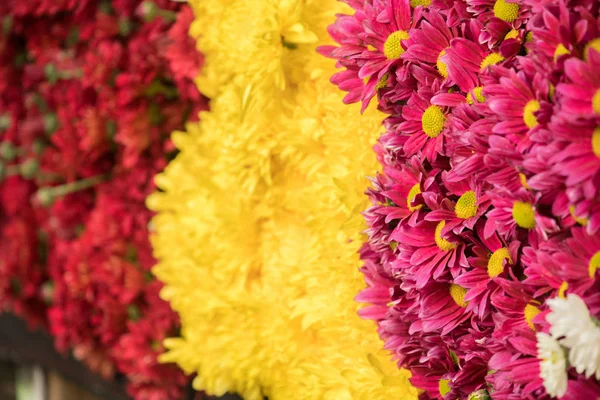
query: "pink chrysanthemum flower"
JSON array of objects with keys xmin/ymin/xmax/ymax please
[
  {"xmin": 408, "ymin": 349, "xmax": 458, "ymax": 399},
  {"xmin": 454, "ymin": 224, "xmax": 520, "ymax": 319},
  {"xmin": 356, "ymin": 248, "xmax": 396, "ymax": 321},
  {"xmin": 392, "ymin": 217, "xmax": 468, "ymax": 289},
  {"xmin": 485, "ymin": 188, "xmax": 544, "ymax": 240},
  {"xmin": 486, "ymin": 69, "xmax": 552, "ymax": 149},
  {"xmin": 397, "ymin": 87, "xmax": 450, "ymax": 161},
  {"xmin": 364, "ymin": 157, "xmax": 433, "ymax": 231},
  {"xmin": 490, "ymin": 280, "xmax": 543, "ymax": 351},
  {"xmin": 403, "ymin": 11, "xmax": 458, "ymax": 82},
  {"xmin": 321, "ymin": 0, "xmax": 420, "ymax": 111},
  {"xmin": 419, "ymin": 282, "xmax": 472, "ymax": 334},
  {"xmin": 526, "ymin": 1, "xmax": 600, "ymax": 64},
  {"xmin": 556, "ymin": 51, "xmax": 600, "ymax": 119},
  {"xmin": 443, "ymin": 358, "xmax": 490, "ymax": 399},
  {"xmin": 328, "ymin": 0, "xmax": 600, "ymax": 397},
  {"xmin": 428, "ymin": 178, "xmax": 492, "ymax": 233},
  {"xmin": 523, "ymin": 227, "xmax": 600, "ymax": 295},
  {"xmin": 467, "ymin": 0, "xmax": 531, "ymax": 43},
  {"xmin": 443, "ymin": 23, "xmax": 512, "ymax": 92},
  {"xmin": 486, "ymin": 351, "xmax": 545, "ymax": 399},
  {"xmin": 549, "ymin": 118, "xmax": 600, "ymax": 192},
  {"xmin": 526, "ymin": 6, "xmax": 573, "ymax": 63}
]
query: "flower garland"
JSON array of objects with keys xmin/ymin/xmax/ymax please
[
  {"xmin": 0, "ymin": 1, "xmax": 205, "ymax": 398},
  {"xmin": 325, "ymin": 0, "xmax": 600, "ymax": 398},
  {"xmin": 148, "ymin": 0, "xmax": 416, "ymax": 399}
]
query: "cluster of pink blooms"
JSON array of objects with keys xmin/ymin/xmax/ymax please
[
  {"xmin": 0, "ymin": 1, "xmax": 206, "ymax": 398},
  {"xmin": 324, "ymin": 0, "xmax": 600, "ymax": 398}
]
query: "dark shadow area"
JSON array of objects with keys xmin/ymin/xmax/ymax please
[
  {"xmin": 0, "ymin": 313, "xmax": 129, "ymax": 400},
  {"xmin": 0, "ymin": 313, "xmax": 247, "ymax": 400}
]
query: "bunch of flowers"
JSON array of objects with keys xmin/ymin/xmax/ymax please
[
  {"xmin": 325, "ymin": 0, "xmax": 600, "ymax": 398},
  {"xmin": 148, "ymin": 0, "xmax": 417, "ymax": 399},
  {"xmin": 0, "ymin": 1, "xmax": 205, "ymax": 398}
]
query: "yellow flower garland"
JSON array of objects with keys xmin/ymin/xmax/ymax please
[{"xmin": 148, "ymin": 0, "xmax": 417, "ymax": 399}]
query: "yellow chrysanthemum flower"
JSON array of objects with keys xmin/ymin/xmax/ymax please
[{"xmin": 149, "ymin": 1, "xmax": 417, "ymax": 399}]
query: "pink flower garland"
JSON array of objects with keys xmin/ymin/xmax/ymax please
[{"xmin": 325, "ymin": 0, "xmax": 600, "ymax": 398}]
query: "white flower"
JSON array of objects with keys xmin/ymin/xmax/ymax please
[
  {"xmin": 568, "ymin": 327, "xmax": 600, "ymax": 380},
  {"xmin": 547, "ymin": 294, "xmax": 593, "ymax": 346},
  {"xmin": 537, "ymin": 332, "xmax": 568, "ymax": 398},
  {"xmin": 546, "ymin": 294, "xmax": 600, "ymax": 379}
]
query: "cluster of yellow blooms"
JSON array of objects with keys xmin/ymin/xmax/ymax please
[{"xmin": 148, "ymin": 0, "xmax": 417, "ymax": 399}]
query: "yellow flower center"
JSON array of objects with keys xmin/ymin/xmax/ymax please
[
  {"xmin": 549, "ymin": 83, "xmax": 555, "ymax": 100},
  {"xmin": 407, "ymin": 183, "xmax": 423, "ymax": 212},
  {"xmin": 524, "ymin": 303, "xmax": 541, "ymax": 330},
  {"xmin": 411, "ymin": 0, "xmax": 432, "ymax": 6},
  {"xmin": 439, "ymin": 378, "xmax": 451, "ymax": 396},
  {"xmin": 449, "ymin": 284, "xmax": 468, "ymax": 308},
  {"xmin": 558, "ymin": 281, "xmax": 568, "ymax": 298},
  {"xmin": 584, "ymin": 38, "xmax": 600, "ymax": 61},
  {"xmin": 466, "ymin": 87, "xmax": 485, "ymax": 104},
  {"xmin": 436, "ymin": 49, "xmax": 449, "ymax": 78},
  {"xmin": 384, "ymin": 31, "xmax": 410, "ymax": 60},
  {"xmin": 589, "ymin": 250, "xmax": 600, "ymax": 278},
  {"xmin": 512, "ymin": 201, "xmax": 536, "ymax": 229},
  {"xmin": 523, "ymin": 100, "xmax": 540, "ymax": 129},
  {"xmin": 480, "ymin": 52, "xmax": 505, "ymax": 70},
  {"xmin": 553, "ymin": 44, "xmax": 570, "ymax": 61},
  {"xmin": 525, "ymin": 31, "xmax": 534, "ymax": 43},
  {"xmin": 569, "ymin": 205, "xmax": 589, "ymax": 226},
  {"xmin": 504, "ymin": 29, "xmax": 519, "ymax": 40},
  {"xmin": 487, "ymin": 248, "xmax": 512, "ymax": 278},
  {"xmin": 519, "ymin": 173, "xmax": 530, "ymax": 189},
  {"xmin": 376, "ymin": 73, "xmax": 389, "ymax": 90},
  {"xmin": 493, "ymin": 0, "xmax": 520, "ymax": 23},
  {"xmin": 593, "ymin": 127, "xmax": 600, "ymax": 158},
  {"xmin": 549, "ymin": 350, "xmax": 561, "ymax": 364},
  {"xmin": 455, "ymin": 190, "xmax": 478, "ymax": 219},
  {"xmin": 593, "ymin": 89, "xmax": 600, "ymax": 114},
  {"xmin": 435, "ymin": 221, "xmax": 456, "ymax": 251},
  {"xmin": 422, "ymin": 105, "xmax": 446, "ymax": 138}
]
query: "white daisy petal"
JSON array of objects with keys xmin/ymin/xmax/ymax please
[
  {"xmin": 546, "ymin": 294, "xmax": 600, "ymax": 383},
  {"xmin": 537, "ymin": 332, "xmax": 568, "ymax": 398}
]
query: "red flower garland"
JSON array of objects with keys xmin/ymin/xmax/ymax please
[{"xmin": 0, "ymin": 1, "xmax": 207, "ymax": 398}]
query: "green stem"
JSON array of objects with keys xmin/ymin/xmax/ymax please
[
  {"xmin": 33, "ymin": 172, "xmax": 67, "ymax": 185},
  {"xmin": 141, "ymin": 1, "xmax": 177, "ymax": 22},
  {"xmin": 49, "ymin": 174, "xmax": 108, "ymax": 197},
  {"xmin": 157, "ymin": 9, "xmax": 177, "ymax": 22},
  {"xmin": 36, "ymin": 174, "xmax": 109, "ymax": 206}
]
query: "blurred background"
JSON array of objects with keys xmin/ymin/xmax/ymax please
[{"xmin": 0, "ymin": 314, "xmax": 242, "ymax": 400}]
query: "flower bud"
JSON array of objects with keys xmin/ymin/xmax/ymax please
[
  {"xmin": 468, "ymin": 389, "xmax": 490, "ymax": 400},
  {"xmin": 20, "ymin": 158, "xmax": 39, "ymax": 179},
  {"xmin": 43, "ymin": 113, "xmax": 58, "ymax": 135},
  {"xmin": 0, "ymin": 141, "xmax": 16, "ymax": 161},
  {"xmin": 35, "ymin": 188, "xmax": 55, "ymax": 207},
  {"xmin": 127, "ymin": 304, "xmax": 141, "ymax": 321}
]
